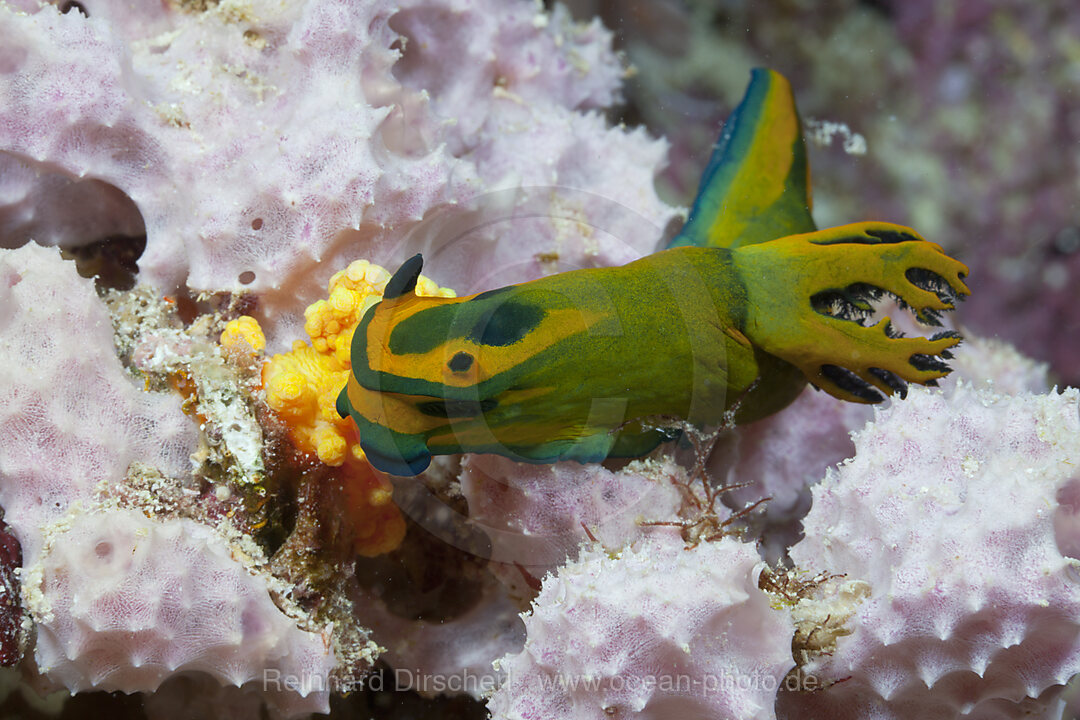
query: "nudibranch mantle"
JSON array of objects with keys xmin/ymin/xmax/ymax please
[{"xmin": 338, "ymin": 69, "xmax": 970, "ymax": 476}]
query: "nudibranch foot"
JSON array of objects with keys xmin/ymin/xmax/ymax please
[
  {"xmin": 361, "ymin": 441, "xmax": 432, "ymax": 478},
  {"xmin": 734, "ymin": 221, "xmax": 970, "ymax": 404}
]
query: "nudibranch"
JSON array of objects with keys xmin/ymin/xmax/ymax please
[{"xmin": 338, "ymin": 69, "xmax": 970, "ymax": 476}]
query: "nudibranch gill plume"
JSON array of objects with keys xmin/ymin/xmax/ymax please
[{"xmin": 337, "ymin": 68, "xmax": 970, "ymax": 476}]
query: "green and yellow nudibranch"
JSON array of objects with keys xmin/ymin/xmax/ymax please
[{"xmin": 337, "ymin": 69, "xmax": 970, "ymax": 476}]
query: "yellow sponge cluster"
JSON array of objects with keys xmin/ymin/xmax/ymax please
[
  {"xmin": 245, "ymin": 259, "xmax": 454, "ymax": 556},
  {"xmin": 220, "ymin": 315, "xmax": 266, "ymax": 355}
]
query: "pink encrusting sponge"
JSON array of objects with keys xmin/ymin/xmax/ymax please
[
  {"xmin": 783, "ymin": 383, "xmax": 1080, "ymax": 719},
  {"xmin": 489, "ymin": 532, "xmax": 796, "ymax": 720},
  {"xmin": 0, "ymin": 244, "xmax": 338, "ymax": 717},
  {"xmin": 32, "ymin": 508, "xmax": 337, "ymax": 713}
]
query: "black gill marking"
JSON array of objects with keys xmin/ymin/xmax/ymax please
[
  {"xmin": 812, "ymin": 284, "xmax": 885, "ymax": 325},
  {"xmin": 416, "ymin": 398, "xmax": 497, "ymax": 418},
  {"xmin": 812, "ymin": 291, "xmax": 858, "ymax": 320},
  {"xmin": 918, "ymin": 308, "xmax": 944, "ymax": 327},
  {"xmin": 868, "ymin": 367, "xmax": 908, "ymax": 399},
  {"xmin": 909, "ymin": 353, "xmax": 952, "ymax": 374},
  {"xmin": 923, "ymin": 379, "xmax": 940, "ymax": 388},
  {"xmin": 820, "ymin": 364, "xmax": 885, "ymax": 403},
  {"xmin": 864, "ymin": 228, "xmax": 917, "ymax": 244},
  {"xmin": 847, "ymin": 282, "xmax": 884, "ymax": 306},
  {"xmin": 884, "ymin": 320, "xmax": 905, "ymax": 339},
  {"xmin": 930, "ymin": 330, "xmax": 962, "ymax": 342},
  {"xmin": 811, "ymin": 228, "xmax": 915, "ymax": 246},
  {"xmin": 384, "ymin": 254, "xmax": 424, "ymax": 299},
  {"xmin": 448, "ymin": 352, "xmax": 474, "ymax": 372},
  {"xmin": 812, "ymin": 291, "xmax": 868, "ymax": 324},
  {"xmin": 905, "ymin": 267, "xmax": 958, "ymax": 306}
]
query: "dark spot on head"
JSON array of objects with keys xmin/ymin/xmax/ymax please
[
  {"xmin": 238, "ymin": 270, "xmax": 256, "ymax": 285},
  {"xmin": 448, "ymin": 352, "xmax": 473, "ymax": 372},
  {"xmin": 469, "ymin": 301, "xmax": 544, "ymax": 347},
  {"xmin": 251, "ymin": 218, "xmax": 263, "ymax": 231}
]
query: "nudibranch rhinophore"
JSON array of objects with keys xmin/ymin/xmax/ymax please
[{"xmin": 338, "ymin": 68, "xmax": 970, "ymax": 476}]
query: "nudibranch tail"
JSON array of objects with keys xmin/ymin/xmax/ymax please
[
  {"xmin": 733, "ymin": 221, "xmax": 970, "ymax": 404},
  {"xmin": 670, "ymin": 67, "xmax": 817, "ymax": 251}
]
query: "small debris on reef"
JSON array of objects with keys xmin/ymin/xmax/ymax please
[
  {"xmin": 103, "ymin": 285, "xmax": 267, "ymax": 493},
  {"xmin": 804, "ymin": 118, "xmax": 867, "ymax": 155}
]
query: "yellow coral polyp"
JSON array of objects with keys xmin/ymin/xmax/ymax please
[{"xmin": 220, "ymin": 315, "xmax": 266, "ymax": 354}]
